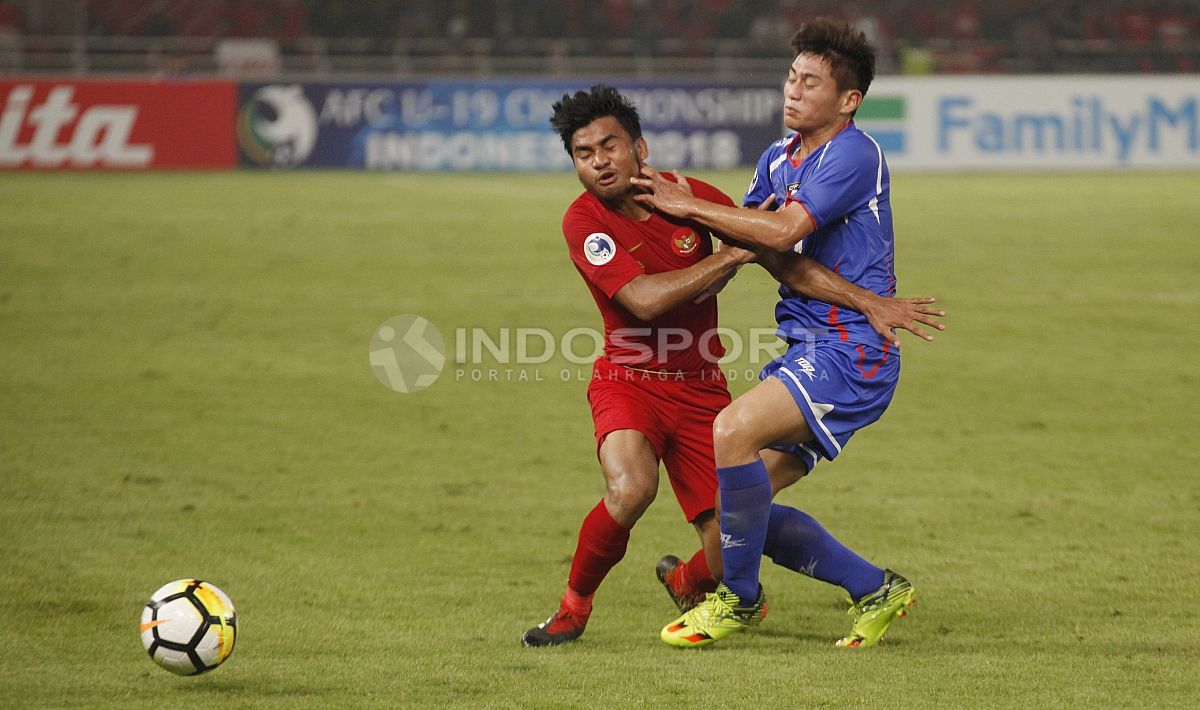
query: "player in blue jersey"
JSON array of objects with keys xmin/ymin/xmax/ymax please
[{"xmin": 632, "ymin": 18, "xmax": 941, "ymax": 648}]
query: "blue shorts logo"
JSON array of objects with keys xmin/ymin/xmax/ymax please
[
  {"xmin": 584, "ymin": 232, "xmax": 617, "ymax": 266},
  {"xmin": 795, "ymin": 357, "xmax": 817, "ymax": 380}
]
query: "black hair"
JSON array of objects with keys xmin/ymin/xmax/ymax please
[
  {"xmin": 790, "ymin": 18, "xmax": 877, "ymax": 97},
  {"xmin": 549, "ymin": 84, "xmax": 642, "ymax": 155}
]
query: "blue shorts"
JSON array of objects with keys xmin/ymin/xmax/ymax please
[{"xmin": 760, "ymin": 339, "xmax": 899, "ymax": 473}]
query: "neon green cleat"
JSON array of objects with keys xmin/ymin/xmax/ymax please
[
  {"xmin": 836, "ymin": 569, "xmax": 916, "ymax": 648},
  {"xmin": 660, "ymin": 582, "xmax": 766, "ymax": 648}
]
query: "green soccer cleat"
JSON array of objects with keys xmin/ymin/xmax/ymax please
[
  {"xmin": 660, "ymin": 582, "xmax": 767, "ymax": 648},
  {"xmin": 836, "ymin": 569, "xmax": 916, "ymax": 648}
]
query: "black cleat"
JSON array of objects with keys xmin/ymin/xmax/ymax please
[
  {"xmin": 521, "ymin": 606, "xmax": 587, "ymax": 647},
  {"xmin": 656, "ymin": 554, "xmax": 706, "ymax": 614}
]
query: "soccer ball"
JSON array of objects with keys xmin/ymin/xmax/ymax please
[{"xmin": 140, "ymin": 579, "xmax": 237, "ymax": 675}]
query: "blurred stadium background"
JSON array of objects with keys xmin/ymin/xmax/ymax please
[
  {"xmin": 1, "ymin": 0, "xmax": 1196, "ymax": 172},
  {"xmin": 3, "ymin": 3, "xmax": 1200, "ymax": 708},
  {"xmin": 1, "ymin": 0, "xmax": 1198, "ymax": 76}
]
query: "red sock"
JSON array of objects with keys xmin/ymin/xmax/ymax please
[
  {"xmin": 678, "ymin": 548, "xmax": 719, "ymax": 595},
  {"xmin": 561, "ymin": 587, "xmax": 592, "ymax": 620},
  {"xmin": 566, "ymin": 500, "xmax": 631, "ymax": 599}
]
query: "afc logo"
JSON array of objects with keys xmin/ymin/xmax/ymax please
[{"xmin": 584, "ymin": 232, "xmax": 617, "ymax": 266}]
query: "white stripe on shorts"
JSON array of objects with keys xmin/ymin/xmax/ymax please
[{"xmin": 776, "ymin": 367, "xmax": 843, "ymax": 455}]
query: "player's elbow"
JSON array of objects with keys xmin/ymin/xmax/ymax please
[
  {"xmin": 625, "ymin": 296, "xmax": 667, "ymax": 322},
  {"xmin": 769, "ymin": 222, "xmax": 810, "ymax": 251},
  {"xmin": 765, "ymin": 232, "xmax": 802, "ymax": 252},
  {"xmin": 764, "ymin": 206, "xmax": 813, "ymax": 251},
  {"xmin": 615, "ymin": 281, "xmax": 666, "ymax": 322}
]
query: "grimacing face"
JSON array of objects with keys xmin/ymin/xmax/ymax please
[
  {"xmin": 569, "ymin": 115, "xmax": 648, "ymax": 201},
  {"xmin": 783, "ymin": 52, "xmax": 860, "ymax": 134}
]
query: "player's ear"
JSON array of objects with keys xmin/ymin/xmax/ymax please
[
  {"xmin": 843, "ymin": 89, "xmax": 863, "ymax": 115},
  {"xmin": 635, "ymin": 136, "xmax": 648, "ymax": 161}
]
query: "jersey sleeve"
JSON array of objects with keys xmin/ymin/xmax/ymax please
[
  {"xmin": 742, "ymin": 145, "xmax": 777, "ymax": 208},
  {"xmin": 791, "ymin": 136, "xmax": 882, "ymax": 229},
  {"xmin": 686, "ymin": 177, "xmax": 736, "ymax": 209},
  {"xmin": 562, "ymin": 204, "xmax": 644, "ymax": 299}
]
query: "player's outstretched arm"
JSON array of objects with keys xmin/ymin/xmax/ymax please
[
  {"xmin": 761, "ymin": 251, "xmax": 946, "ymax": 346},
  {"xmin": 631, "ymin": 166, "xmax": 813, "ymax": 251}
]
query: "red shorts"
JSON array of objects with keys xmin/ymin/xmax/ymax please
[{"xmin": 587, "ymin": 357, "xmax": 730, "ymax": 523}]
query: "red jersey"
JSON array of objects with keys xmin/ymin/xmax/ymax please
[{"xmin": 562, "ymin": 177, "xmax": 735, "ymax": 373}]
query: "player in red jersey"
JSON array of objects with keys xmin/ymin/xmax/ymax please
[{"xmin": 522, "ymin": 85, "xmax": 937, "ymax": 646}]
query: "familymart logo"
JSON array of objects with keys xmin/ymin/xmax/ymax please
[{"xmin": 857, "ymin": 95, "xmax": 907, "ymax": 154}]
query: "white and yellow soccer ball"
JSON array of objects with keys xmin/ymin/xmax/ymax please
[{"xmin": 140, "ymin": 579, "xmax": 237, "ymax": 675}]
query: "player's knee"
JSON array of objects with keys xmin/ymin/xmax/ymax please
[
  {"xmin": 712, "ymin": 407, "xmax": 756, "ymax": 459},
  {"xmin": 605, "ymin": 476, "xmax": 657, "ymax": 522}
]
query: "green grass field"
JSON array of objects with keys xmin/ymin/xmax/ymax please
[{"xmin": 2, "ymin": 170, "xmax": 1198, "ymax": 708}]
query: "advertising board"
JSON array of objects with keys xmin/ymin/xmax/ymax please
[
  {"xmin": 235, "ymin": 81, "xmax": 782, "ymax": 170},
  {"xmin": 859, "ymin": 76, "xmax": 1199, "ymax": 170},
  {"xmin": 0, "ymin": 79, "xmax": 236, "ymax": 169}
]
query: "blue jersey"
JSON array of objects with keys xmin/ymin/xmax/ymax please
[{"xmin": 744, "ymin": 121, "xmax": 897, "ymax": 350}]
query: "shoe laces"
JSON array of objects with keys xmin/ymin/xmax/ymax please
[
  {"xmin": 687, "ymin": 589, "xmax": 735, "ymax": 624},
  {"xmin": 849, "ymin": 572, "xmax": 909, "ymax": 616},
  {"xmin": 702, "ymin": 585, "xmax": 761, "ymax": 623}
]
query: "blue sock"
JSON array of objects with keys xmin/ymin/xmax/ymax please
[
  {"xmin": 717, "ymin": 459, "xmax": 773, "ymax": 604},
  {"xmin": 763, "ymin": 504, "xmax": 884, "ymax": 601}
]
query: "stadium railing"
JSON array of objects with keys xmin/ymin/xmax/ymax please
[{"xmin": 1, "ymin": 34, "xmax": 1196, "ymax": 78}]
